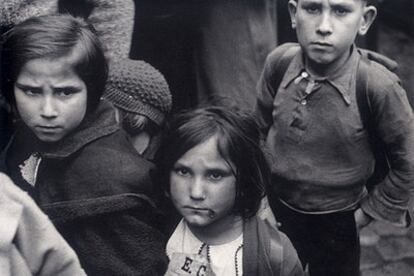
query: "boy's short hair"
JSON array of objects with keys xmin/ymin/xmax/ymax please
[
  {"xmin": 1, "ymin": 14, "xmax": 108, "ymax": 113},
  {"xmin": 156, "ymin": 106, "xmax": 269, "ymax": 219},
  {"xmin": 104, "ymin": 59, "xmax": 172, "ymax": 130},
  {"xmin": 362, "ymin": 0, "xmax": 378, "ymax": 6},
  {"xmin": 293, "ymin": 0, "xmax": 378, "ymax": 5}
]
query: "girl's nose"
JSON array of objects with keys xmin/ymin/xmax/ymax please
[
  {"xmin": 40, "ymin": 96, "xmax": 58, "ymax": 119},
  {"xmin": 190, "ymin": 177, "xmax": 206, "ymax": 200}
]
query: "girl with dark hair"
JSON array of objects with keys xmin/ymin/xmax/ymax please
[
  {"xmin": 0, "ymin": 14, "xmax": 167, "ymax": 275},
  {"xmin": 157, "ymin": 106, "xmax": 303, "ymax": 276}
]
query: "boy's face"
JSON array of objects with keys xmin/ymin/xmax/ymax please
[
  {"xmin": 14, "ymin": 57, "xmax": 87, "ymax": 143},
  {"xmin": 289, "ymin": 0, "xmax": 376, "ymax": 72},
  {"xmin": 169, "ymin": 135, "xmax": 238, "ymax": 233}
]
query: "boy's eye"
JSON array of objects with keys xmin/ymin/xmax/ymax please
[
  {"xmin": 333, "ymin": 7, "xmax": 350, "ymax": 16},
  {"xmin": 303, "ymin": 4, "xmax": 320, "ymax": 14},
  {"xmin": 55, "ymin": 88, "xmax": 78, "ymax": 97}
]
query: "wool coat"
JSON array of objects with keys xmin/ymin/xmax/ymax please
[{"xmin": 1, "ymin": 101, "xmax": 168, "ymax": 275}]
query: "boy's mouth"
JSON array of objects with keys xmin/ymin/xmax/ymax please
[
  {"xmin": 37, "ymin": 125, "xmax": 61, "ymax": 129},
  {"xmin": 311, "ymin": 41, "xmax": 333, "ymax": 47},
  {"xmin": 36, "ymin": 125, "xmax": 62, "ymax": 132}
]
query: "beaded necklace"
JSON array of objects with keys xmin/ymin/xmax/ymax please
[{"xmin": 198, "ymin": 242, "xmax": 244, "ymax": 276}]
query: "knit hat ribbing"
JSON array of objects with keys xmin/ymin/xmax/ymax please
[{"xmin": 104, "ymin": 59, "xmax": 172, "ymax": 126}]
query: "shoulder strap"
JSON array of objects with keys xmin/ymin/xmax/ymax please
[
  {"xmin": 355, "ymin": 55, "xmax": 390, "ymax": 190},
  {"xmin": 269, "ymin": 44, "xmax": 300, "ymax": 97},
  {"xmin": 355, "ymin": 55, "xmax": 371, "ymax": 130}
]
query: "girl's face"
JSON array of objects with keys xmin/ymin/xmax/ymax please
[
  {"xmin": 170, "ymin": 135, "xmax": 237, "ymax": 231},
  {"xmin": 14, "ymin": 57, "xmax": 87, "ymax": 143}
]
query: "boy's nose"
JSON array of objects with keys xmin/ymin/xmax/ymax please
[
  {"xmin": 317, "ymin": 12, "xmax": 333, "ymax": 36},
  {"xmin": 189, "ymin": 177, "xmax": 206, "ymax": 200},
  {"xmin": 40, "ymin": 96, "xmax": 58, "ymax": 119}
]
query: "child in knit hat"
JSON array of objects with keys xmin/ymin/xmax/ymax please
[{"xmin": 104, "ymin": 59, "xmax": 172, "ymax": 159}]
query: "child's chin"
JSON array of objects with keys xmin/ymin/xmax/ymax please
[{"xmin": 184, "ymin": 216, "xmax": 211, "ymax": 228}]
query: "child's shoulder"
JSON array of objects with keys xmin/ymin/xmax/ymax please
[
  {"xmin": 359, "ymin": 53, "xmax": 401, "ymax": 94},
  {"xmin": 363, "ymin": 56, "xmax": 399, "ymax": 83}
]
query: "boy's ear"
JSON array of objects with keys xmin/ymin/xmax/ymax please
[
  {"xmin": 288, "ymin": 0, "xmax": 298, "ymax": 29},
  {"xmin": 358, "ymin": 6, "xmax": 377, "ymax": 35}
]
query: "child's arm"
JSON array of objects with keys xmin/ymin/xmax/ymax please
[{"xmin": 360, "ymin": 67, "xmax": 414, "ymax": 227}]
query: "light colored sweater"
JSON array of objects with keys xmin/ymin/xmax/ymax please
[
  {"xmin": 0, "ymin": 173, "xmax": 86, "ymax": 276},
  {"xmin": 0, "ymin": 0, "xmax": 134, "ymax": 59}
]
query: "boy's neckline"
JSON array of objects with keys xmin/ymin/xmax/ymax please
[{"xmin": 304, "ymin": 45, "xmax": 354, "ymax": 79}]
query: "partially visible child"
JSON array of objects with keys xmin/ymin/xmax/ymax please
[
  {"xmin": 157, "ymin": 106, "xmax": 304, "ymax": 276},
  {"xmin": 0, "ymin": 173, "xmax": 85, "ymax": 276},
  {"xmin": 256, "ymin": 0, "xmax": 414, "ymax": 275},
  {"xmin": 103, "ymin": 58, "xmax": 172, "ymax": 159}
]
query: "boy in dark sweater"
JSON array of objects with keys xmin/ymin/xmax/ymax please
[{"xmin": 256, "ymin": 0, "xmax": 414, "ymax": 275}]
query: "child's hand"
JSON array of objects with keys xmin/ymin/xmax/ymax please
[{"xmin": 354, "ymin": 208, "xmax": 373, "ymax": 230}]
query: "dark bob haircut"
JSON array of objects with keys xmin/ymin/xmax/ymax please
[
  {"xmin": 156, "ymin": 106, "xmax": 270, "ymax": 219},
  {"xmin": 1, "ymin": 14, "xmax": 108, "ymax": 113}
]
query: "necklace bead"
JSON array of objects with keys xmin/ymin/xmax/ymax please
[{"xmin": 198, "ymin": 243, "xmax": 243, "ymax": 276}]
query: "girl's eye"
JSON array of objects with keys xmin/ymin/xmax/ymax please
[
  {"xmin": 22, "ymin": 88, "xmax": 41, "ymax": 96},
  {"xmin": 175, "ymin": 167, "xmax": 190, "ymax": 176},
  {"xmin": 208, "ymin": 171, "xmax": 224, "ymax": 181},
  {"xmin": 55, "ymin": 88, "xmax": 77, "ymax": 97}
]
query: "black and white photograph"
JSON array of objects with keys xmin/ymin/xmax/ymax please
[{"xmin": 0, "ymin": 0, "xmax": 413, "ymax": 275}]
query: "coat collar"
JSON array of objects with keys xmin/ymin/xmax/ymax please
[{"xmin": 8, "ymin": 100, "xmax": 119, "ymax": 159}]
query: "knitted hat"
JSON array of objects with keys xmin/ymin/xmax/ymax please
[{"xmin": 104, "ymin": 59, "xmax": 172, "ymax": 127}]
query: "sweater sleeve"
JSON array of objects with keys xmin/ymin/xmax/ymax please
[
  {"xmin": 0, "ymin": 173, "xmax": 86, "ymax": 276},
  {"xmin": 88, "ymin": 0, "xmax": 135, "ymax": 60},
  {"xmin": 57, "ymin": 0, "xmax": 135, "ymax": 60},
  {"xmin": 360, "ymin": 67, "xmax": 414, "ymax": 227},
  {"xmin": 0, "ymin": 0, "xmax": 57, "ymax": 26}
]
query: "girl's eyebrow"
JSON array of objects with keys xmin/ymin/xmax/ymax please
[
  {"xmin": 172, "ymin": 161, "xmax": 189, "ymax": 169},
  {"xmin": 53, "ymin": 86, "xmax": 83, "ymax": 92},
  {"xmin": 14, "ymin": 83, "xmax": 43, "ymax": 94},
  {"xmin": 15, "ymin": 82, "xmax": 82, "ymax": 91},
  {"xmin": 15, "ymin": 82, "xmax": 37, "ymax": 89}
]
